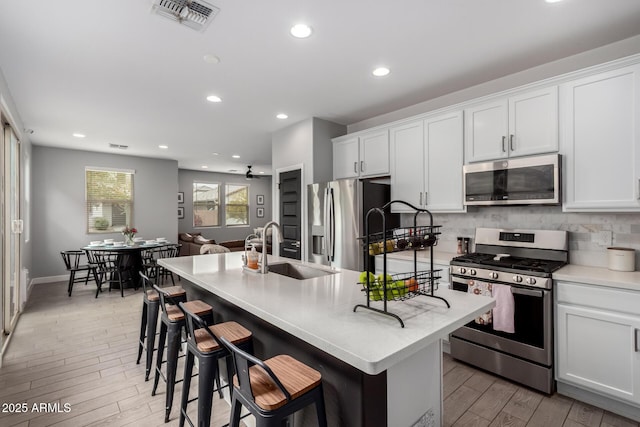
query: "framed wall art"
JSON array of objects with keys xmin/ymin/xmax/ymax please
[
  {"xmin": 256, "ymin": 207, "xmax": 264, "ymax": 218},
  {"xmin": 178, "ymin": 192, "xmax": 184, "ymax": 204},
  {"xmin": 178, "ymin": 207, "xmax": 184, "ymax": 219},
  {"xmin": 256, "ymin": 194, "xmax": 264, "ymax": 205}
]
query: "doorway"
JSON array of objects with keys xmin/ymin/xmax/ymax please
[{"xmin": 278, "ymin": 169, "xmax": 301, "ymax": 260}]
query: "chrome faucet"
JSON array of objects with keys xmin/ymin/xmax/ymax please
[{"xmin": 261, "ymin": 220, "xmax": 283, "ymax": 274}]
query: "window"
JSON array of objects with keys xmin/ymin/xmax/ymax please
[
  {"xmin": 225, "ymin": 184, "xmax": 249, "ymax": 225},
  {"xmin": 86, "ymin": 168, "xmax": 134, "ymax": 233},
  {"xmin": 193, "ymin": 182, "xmax": 220, "ymax": 227}
]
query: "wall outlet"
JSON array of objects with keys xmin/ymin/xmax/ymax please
[{"xmin": 595, "ymin": 230, "xmax": 613, "ymax": 247}]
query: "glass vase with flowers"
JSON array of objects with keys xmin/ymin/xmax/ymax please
[{"xmin": 122, "ymin": 225, "xmax": 138, "ymax": 246}]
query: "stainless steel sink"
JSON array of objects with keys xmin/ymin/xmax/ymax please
[{"xmin": 267, "ymin": 262, "xmax": 336, "ymax": 280}]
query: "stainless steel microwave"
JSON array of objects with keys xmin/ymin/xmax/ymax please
[{"xmin": 463, "ymin": 154, "xmax": 561, "ymax": 206}]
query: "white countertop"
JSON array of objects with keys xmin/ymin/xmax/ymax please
[
  {"xmin": 159, "ymin": 252, "xmax": 494, "ymax": 375},
  {"xmin": 554, "ymin": 264, "xmax": 640, "ymax": 291}
]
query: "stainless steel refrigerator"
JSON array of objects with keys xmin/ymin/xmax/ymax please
[{"xmin": 307, "ymin": 178, "xmax": 398, "ymax": 271}]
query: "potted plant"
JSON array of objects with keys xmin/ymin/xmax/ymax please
[{"xmin": 94, "ymin": 217, "xmax": 109, "ymax": 230}]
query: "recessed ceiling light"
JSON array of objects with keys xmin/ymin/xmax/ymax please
[
  {"xmin": 228, "ymin": 169, "xmax": 238, "ymax": 172},
  {"xmin": 206, "ymin": 95, "xmax": 222, "ymax": 103},
  {"xmin": 259, "ymin": 171, "xmax": 265, "ymax": 174},
  {"xmin": 232, "ymin": 154, "xmax": 240, "ymax": 159},
  {"xmin": 201, "ymin": 165, "xmax": 209, "ymax": 169},
  {"xmin": 545, "ymin": 0, "xmax": 563, "ymax": 3},
  {"xmin": 276, "ymin": 113, "xmax": 288, "ymax": 119},
  {"xmin": 159, "ymin": 145, "xmax": 168, "ymax": 149},
  {"xmin": 372, "ymin": 67, "xmax": 390, "ymax": 77},
  {"xmin": 73, "ymin": 133, "xmax": 86, "ymax": 138},
  {"xmin": 212, "ymin": 152, "xmax": 219, "ymax": 156},
  {"xmin": 290, "ymin": 24, "xmax": 312, "ymax": 38},
  {"xmin": 203, "ymin": 54, "xmax": 220, "ymax": 64}
]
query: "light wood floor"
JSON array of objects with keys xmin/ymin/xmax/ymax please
[{"xmin": 1, "ymin": 281, "xmax": 639, "ymax": 427}]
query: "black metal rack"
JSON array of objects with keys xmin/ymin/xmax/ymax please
[{"xmin": 353, "ymin": 200, "xmax": 450, "ymax": 327}]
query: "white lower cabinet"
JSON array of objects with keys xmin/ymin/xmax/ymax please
[{"xmin": 556, "ymin": 281, "xmax": 640, "ymax": 406}]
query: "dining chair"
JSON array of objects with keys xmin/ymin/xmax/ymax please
[
  {"xmin": 89, "ymin": 250, "xmax": 135, "ymax": 297},
  {"xmin": 60, "ymin": 250, "xmax": 99, "ymax": 297}
]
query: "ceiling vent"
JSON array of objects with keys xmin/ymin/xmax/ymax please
[
  {"xmin": 109, "ymin": 143, "xmax": 128, "ymax": 150},
  {"xmin": 151, "ymin": 0, "xmax": 220, "ymax": 32}
]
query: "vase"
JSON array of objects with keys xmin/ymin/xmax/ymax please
[{"xmin": 125, "ymin": 235, "xmax": 135, "ymax": 246}]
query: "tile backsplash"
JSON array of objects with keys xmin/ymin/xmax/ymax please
[{"xmin": 404, "ymin": 206, "xmax": 640, "ymax": 269}]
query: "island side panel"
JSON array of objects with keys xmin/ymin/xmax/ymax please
[
  {"xmin": 182, "ymin": 280, "xmax": 388, "ymax": 427},
  {"xmin": 387, "ymin": 339, "xmax": 442, "ymax": 426}
]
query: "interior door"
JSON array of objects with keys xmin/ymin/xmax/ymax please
[{"xmin": 278, "ymin": 169, "xmax": 301, "ymax": 260}]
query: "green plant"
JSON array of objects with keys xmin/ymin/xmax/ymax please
[{"xmin": 93, "ymin": 217, "xmax": 109, "ymax": 230}]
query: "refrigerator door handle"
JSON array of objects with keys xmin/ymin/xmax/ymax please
[
  {"xmin": 328, "ymin": 188, "xmax": 336, "ymax": 262},
  {"xmin": 323, "ymin": 188, "xmax": 331, "ymax": 262}
]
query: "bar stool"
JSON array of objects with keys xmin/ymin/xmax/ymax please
[
  {"xmin": 178, "ymin": 302, "xmax": 253, "ymax": 427},
  {"xmin": 152, "ymin": 285, "xmax": 214, "ymax": 423},
  {"xmin": 219, "ymin": 335, "xmax": 327, "ymax": 427},
  {"xmin": 136, "ymin": 272, "xmax": 186, "ymax": 381}
]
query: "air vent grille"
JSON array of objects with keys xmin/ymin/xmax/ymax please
[
  {"xmin": 109, "ymin": 143, "xmax": 128, "ymax": 150},
  {"xmin": 152, "ymin": 0, "xmax": 219, "ymax": 32}
]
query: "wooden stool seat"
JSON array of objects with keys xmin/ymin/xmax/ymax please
[
  {"xmin": 146, "ymin": 285, "xmax": 185, "ymax": 302},
  {"xmin": 234, "ymin": 354, "xmax": 322, "ymax": 411},
  {"xmin": 166, "ymin": 299, "xmax": 211, "ymax": 321},
  {"xmin": 195, "ymin": 321, "xmax": 252, "ymax": 353}
]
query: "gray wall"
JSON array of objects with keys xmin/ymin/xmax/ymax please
[
  {"xmin": 178, "ymin": 168, "xmax": 272, "ymax": 243},
  {"xmin": 32, "ymin": 146, "xmax": 178, "ymax": 278}
]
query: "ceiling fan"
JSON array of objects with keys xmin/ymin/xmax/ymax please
[{"xmin": 245, "ymin": 165, "xmax": 261, "ymax": 179}]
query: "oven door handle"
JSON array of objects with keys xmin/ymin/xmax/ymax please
[{"xmin": 510, "ymin": 287, "xmax": 544, "ymax": 297}]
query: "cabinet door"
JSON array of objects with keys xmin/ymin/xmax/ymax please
[
  {"xmin": 389, "ymin": 120, "xmax": 424, "ymax": 213},
  {"xmin": 556, "ymin": 303, "xmax": 640, "ymax": 404},
  {"xmin": 508, "ymin": 86, "xmax": 558, "ymax": 157},
  {"xmin": 561, "ymin": 65, "xmax": 640, "ymax": 211},
  {"xmin": 333, "ymin": 137, "xmax": 359, "ymax": 180},
  {"xmin": 359, "ymin": 130, "xmax": 389, "ymax": 177},
  {"xmin": 424, "ymin": 111, "xmax": 465, "ymax": 212},
  {"xmin": 464, "ymin": 99, "xmax": 508, "ymax": 162}
]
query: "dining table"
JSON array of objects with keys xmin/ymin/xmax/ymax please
[{"xmin": 82, "ymin": 240, "xmax": 175, "ymax": 290}]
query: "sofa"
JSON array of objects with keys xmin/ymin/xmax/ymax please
[{"xmin": 178, "ymin": 233, "xmax": 249, "ymax": 256}]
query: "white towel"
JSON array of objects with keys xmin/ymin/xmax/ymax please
[
  {"xmin": 492, "ymin": 283, "xmax": 515, "ymax": 333},
  {"xmin": 467, "ymin": 280, "xmax": 492, "ymax": 325}
]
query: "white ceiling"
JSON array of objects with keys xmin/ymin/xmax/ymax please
[{"xmin": 1, "ymin": 0, "xmax": 640, "ymax": 175}]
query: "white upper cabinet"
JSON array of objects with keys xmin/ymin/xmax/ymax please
[
  {"xmin": 332, "ymin": 136, "xmax": 359, "ymax": 179},
  {"xmin": 561, "ymin": 64, "xmax": 640, "ymax": 211},
  {"xmin": 390, "ymin": 111, "xmax": 465, "ymax": 213},
  {"xmin": 465, "ymin": 86, "xmax": 559, "ymax": 163},
  {"xmin": 333, "ymin": 130, "xmax": 389, "ymax": 180}
]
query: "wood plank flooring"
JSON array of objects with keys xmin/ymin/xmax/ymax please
[{"xmin": 1, "ymin": 281, "xmax": 638, "ymax": 426}]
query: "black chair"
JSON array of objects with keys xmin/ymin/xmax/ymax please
[
  {"xmin": 157, "ymin": 244, "xmax": 181, "ymax": 285},
  {"xmin": 152, "ymin": 285, "xmax": 213, "ymax": 423},
  {"xmin": 61, "ymin": 250, "xmax": 98, "ymax": 297},
  {"xmin": 219, "ymin": 335, "xmax": 327, "ymax": 427},
  {"xmin": 88, "ymin": 250, "xmax": 135, "ymax": 297},
  {"xmin": 136, "ymin": 272, "xmax": 185, "ymax": 381},
  {"xmin": 178, "ymin": 302, "xmax": 253, "ymax": 427}
]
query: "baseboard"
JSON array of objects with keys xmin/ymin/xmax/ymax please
[
  {"xmin": 557, "ymin": 381, "xmax": 640, "ymax": 422},
  {"xmin": 31, "ymin": 275, "xmax": 68, "ymax": 285}
]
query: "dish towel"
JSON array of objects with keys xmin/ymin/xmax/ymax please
[
  {"xmin": 492, "ymin": 283, "xmax": 515, "ymax": 333},
  {"xmin": 467, "ymin": 280, "xmax": 492, "ymax": 325}
]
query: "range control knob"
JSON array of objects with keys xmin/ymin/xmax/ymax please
[
  {"xmin": 526, "ymin": 277, "xmax": 537, "ymax": 285},
  {"xmin": 469, "ymin": 269, "xmax": 477, "ymax": 276},
  {"xmin": 513, "ymin": 275, "xmax": 523, "ymax": 283},
  {"xmin": 489, "ymin": 272, "xmax": 498, "ymax": 280},
  {"xmin": 459, "ymin": 267, "xmax": 467, "ymax": 275}
]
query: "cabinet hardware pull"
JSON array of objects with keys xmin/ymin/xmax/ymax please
[
  {"xmin": 419, "ymin": 192, "xmax": 423, "ymax": 205},
  {"xmin": 510, "ymin": 134, "xmax": 515, "ymax": 151},
  {"xmin": 501, "ymin": 136, "xmax": 506, "ymax": 152},
  {"xmin": 635, "ymin": 329, "xmax": 640, "ymax": 352},
  {"xmin": 360, "ymin": 161, "xmax": 365, "ymax": 172},
  {"xmin": 637, "ymin": 179, "xmax": 640, "ymax": 200},
  {"xmin": 353, "ymin": 162, "xmax": 358, "ymax": 174},
  {"xmin": 424, "ymin": 192, "xmax": 428, "ymax": 205}
]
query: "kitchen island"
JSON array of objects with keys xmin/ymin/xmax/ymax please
[{"xmin": 159, "ymin": 252, "xmax": 494, "ymax": 427}]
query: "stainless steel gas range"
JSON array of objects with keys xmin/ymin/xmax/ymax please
[{"xmin": 449, "ymin": 228, "xmax": 568, "ymax": 394}]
